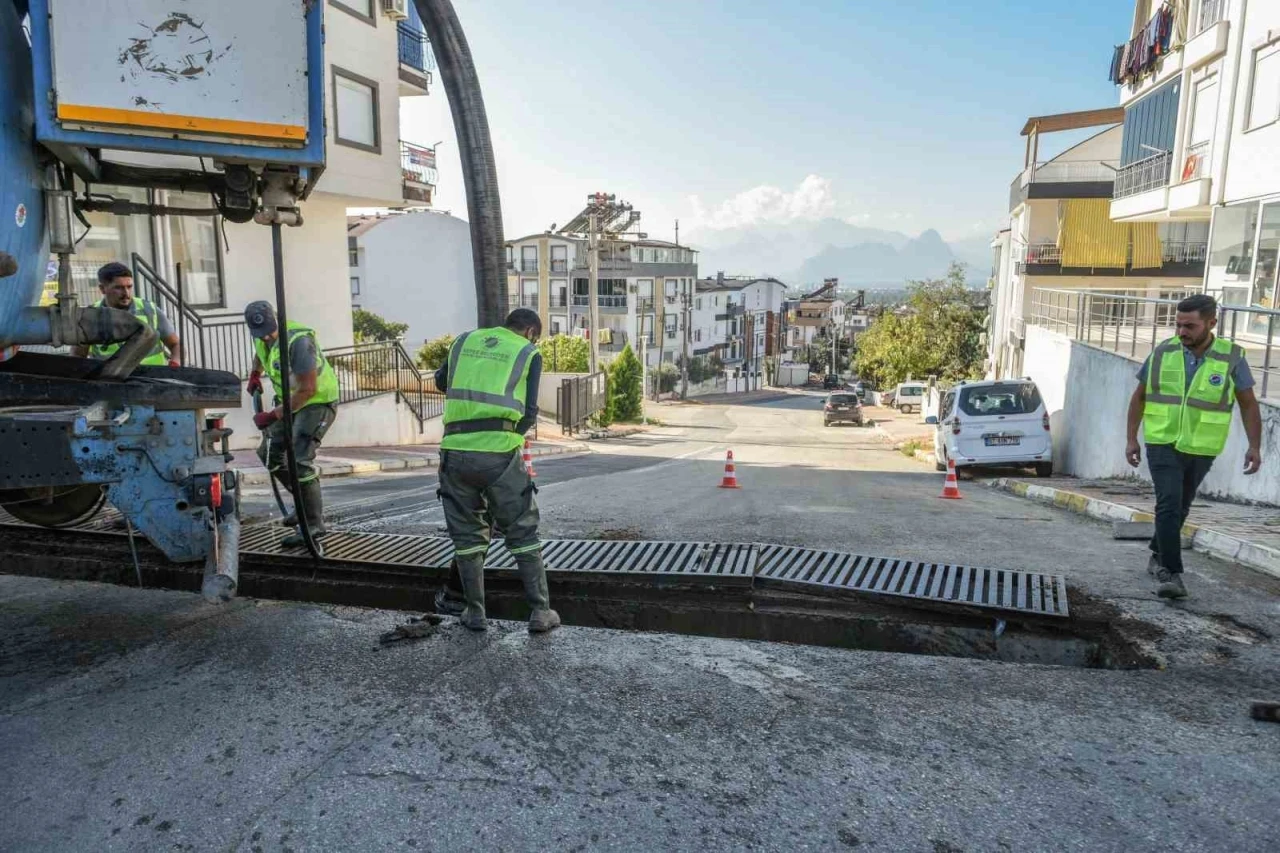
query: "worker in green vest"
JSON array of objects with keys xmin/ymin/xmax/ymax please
[
  {"xmin": 432, "ymin": 308, "xmax": 559, "ymax": 633},
  {"xmin": 1126, "ymin": 294, "xmax": 1263, "ymax": 599},
  {"xmin": 244, "ymin": 300, "xmax": 340, "ymax": 548},
  {"xmin": 71, "ymin": 261, "xmax": 182, "ymax": 366}
]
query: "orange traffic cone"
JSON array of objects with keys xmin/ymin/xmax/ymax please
[
  {"xmin": 523, "ymin": 439, "xmax": 537, "ymax": 478},
  {"xmin": 718, "ymin": 450, "xmax": 741, "ymax": 489},
  {"xmin": 939, "ymin": 458, "xmax": 962, "ymax": 500}
]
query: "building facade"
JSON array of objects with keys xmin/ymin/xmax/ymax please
[{"xmin": 695, "ymin": 275, "xmax": 787, "ymax": 380}]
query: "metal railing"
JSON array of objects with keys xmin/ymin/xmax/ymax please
[
  {"xmin": 132, "ymin": 254, "xmax": 254, "ymax": 377},
  {"xmin": 1114, "ymin": 151, "xmax": 1173, "ymax": 199},
  {"xmin": 1028, "ymin": 287, "xmax": 1278, "ymax": 400},
  {"xmin": 508, "ymin": 294, "xmax": 539, "ymax": 309},
  {"xmin": 1015, "ymin": 240, "xmax": 1207, "ymax": 267},
  {"xmin": 548, "ymin": 293, "xmax": 569, "ymax": 308},
  {"xmin": 1196, "ymin": 0, "xmax": 1227, "ymax": 34},
  {"xmin": 519, "ymin": 259, "xmax": 539, "ymax": 273},
  {"xmin": 571, "ymin": 294, "xmax": 627, "ymax": 308},
  {"xmin": 1009, "ymin": 160, "xmax": 1119, "ymax": 208},
  {"xmin": 550, "ymin": 259, "xmax": 568, "ymax": 272},
  {"xmin": 396, "ymin": 22, "xmax": 435, "ymax": 75},
  {"xmin": 556, "ymin": 372, "xmax": 608, "ymax": 435},
  {"xmin": 1162, "ymin": 240, "xmax": 1208, "ymax": 263},
  {"xmin": 1180, "ymin": 140, "xmax": 1211, "ymax": 182},
  {"xmin": 400, "ymin": 140, "xmax": 438, "ymax": 187},
  {"xmin": 324, "ymin": 340, "xmax": 444, "ymax": 430}
]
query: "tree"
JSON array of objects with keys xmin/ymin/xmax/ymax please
[
  {"xmin": 352, "ymin": 308, "xmax": 409, "ymax": 343},
  {"xmin": 853, "ymin": 263, "xmax": 986, "ymax": 389},
  {"xmin": 415, "ymin": 334, "xmax": 455, "ymax": 371},
  {"xmin": 654, "ymin": 362, "xmax": 680, "ymax": 394},
  {"xmin": 537, "ymin": 334, "xmax": 590, "ymax": 373},
  {"xmin": 606, "ymin": 344, "xmax": 643, "ymax": 422}
]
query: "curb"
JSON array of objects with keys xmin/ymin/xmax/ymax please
[
  {"xmin": 237, "ymin": 444, "xmax": 587, "ymax": 486},
  {"xmin": 986, "ymin": 477, "xmax": 1280, "ymax": 581}
]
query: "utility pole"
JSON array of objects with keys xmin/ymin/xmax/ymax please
[
  {"xmin": 587, "ymin": 210, "xmax": 600, "ymax": 374},
  {"xmin": 680, "ymin": 284, "xmax": 690, "ymax": 399},
  {"xmin": 655, "ymin": 287, "xmax": 666, "ymax": 401}
]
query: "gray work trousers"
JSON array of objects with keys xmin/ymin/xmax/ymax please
[
  {"xmin": 437, "ymin": 448, "xmax": 540, "ymax": 558},
  {"xmin": 256, "ymin": 403, "xmax": 337, "ymax": 486}
]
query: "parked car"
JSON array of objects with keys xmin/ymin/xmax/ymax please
[
  {"xmin": 892, "ymin": 382, "xmax": 926, "ymax": 414},
  {"xmin": 823, "ymin": 392, "xmax": 864, "ymax": 427},
  {"xmin": 822, "ymin": 374, "xmax": 842, "ymax": 390},
  {"xmin": 931, "ymin": 379, "xmax": 1052, "ymax": 477}
]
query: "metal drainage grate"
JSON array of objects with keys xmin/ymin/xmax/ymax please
[
  {"xmin": 487, "ymin": 539, "xmax": 757, "ymax": 579},
  {"xmin": 756, "ymin": 545, "xmax": 1068, "ymax": 617}
]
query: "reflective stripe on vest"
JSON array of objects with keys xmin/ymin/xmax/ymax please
[
  {"xmin": 1143, "ymin": 336, "xmax": 1241, "ymax": 457},
  {"xmin": 441, "ymin": 327, "xmax": 536, "ymax": 453},
  {"xmin": 89, "ymin": 298, "xmax": 168, "ymax": 365},
  {"xmin": 253, "ymin": 321, "xmax": 340, "ymax": 409}
]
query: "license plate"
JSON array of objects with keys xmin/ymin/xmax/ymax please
[
  {"xmin": 984, "ymin": 435, "xmax": 1020, "ymax": 447},
  {"xmin": 835, "ymin": 406, "xmax": 848, "ymax": 411}
]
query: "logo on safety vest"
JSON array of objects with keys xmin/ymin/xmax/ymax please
[
  {"xmin": 1209, "ymin": 373, "xmax": 1224, "ymax": 387},
  {"xmin": 484, "ymin": 336, "xmax": 500, "ymax": 348},
  {"xmin": 14, "ymin": 203, "xmax": 26, "ymax": 228}
]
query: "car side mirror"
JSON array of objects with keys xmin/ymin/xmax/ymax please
[{"xmin": 925, "ymin": 416, "xmax": 938, "ymax": 425}]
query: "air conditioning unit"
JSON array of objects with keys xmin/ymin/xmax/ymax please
[{"xmin": 381, "ymin": 0, "xmax": 409, "ymax": 21}]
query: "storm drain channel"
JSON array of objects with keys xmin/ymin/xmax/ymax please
[{"xmin": 1, "ymin": 518, "xmax": 1141, "ymax": 668}]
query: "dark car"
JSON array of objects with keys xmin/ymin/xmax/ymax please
[
  {"xmin": 852, "ymin": 380, "xmax": 870, "ymax": 401},
  {"xmin": 823, "ymin": 392, "xmax": 864, "ymax": 427},
  {"xmin": 822, "ymin": 374, "xmax": 842, "ymax": 390}
]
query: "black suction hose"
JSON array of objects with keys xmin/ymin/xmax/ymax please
[
  {"xmin": 270, "ymin": 223, "xmax": 323, "ymax": 560},
  {"xmin": 251, "ymin": 388, "xmax": 292, "ymax": 519},
  {"xmin": 413, "ymin": 0, "xmax": 507, "ymax": 327}
]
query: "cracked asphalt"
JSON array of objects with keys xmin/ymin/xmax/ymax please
[{"xmin": 2, "ymin": 393, "xmax": 1278, "ymax": 851}]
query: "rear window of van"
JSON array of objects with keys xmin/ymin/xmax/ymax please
[{"xmin": 958, "ymin": 383, "xmax": 1043, "ymax": 416}]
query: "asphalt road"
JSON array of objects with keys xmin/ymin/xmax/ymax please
[{"xmin": 3, "ymin": 391, "xmax": 1278, "ymax": 851}]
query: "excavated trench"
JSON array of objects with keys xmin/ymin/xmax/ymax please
[{"xmin": 0, "ymin": 523, "xmax": 1160, "ymax": 670}]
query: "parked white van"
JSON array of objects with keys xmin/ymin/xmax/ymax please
[
  {"xmin": 931, "ymin": 379, "xmax": 1052, "ymax": 477},
  {"xmin": 892, "ymin": 382, "xmax": 926, "ymax": 414}
]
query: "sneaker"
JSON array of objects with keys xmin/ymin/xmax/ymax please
[{"xmin": 1156, "ymin": 569, "xmax": 1188, "ymax": 600}]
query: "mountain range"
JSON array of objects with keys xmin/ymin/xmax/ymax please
[{"xmin": 686, "ymin": 219, "xmax": 991, "ymax": 289}]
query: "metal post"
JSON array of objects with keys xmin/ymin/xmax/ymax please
[
  {"xmin": 1130, "ymin": 296, "xmax": 1138, "ymax": 357},
  {"xmin": 175, "ymin": 262, "xmax": 186, "ymax": 366},
  {"xmin": 681, "ymin": 287, "xmax": 690, "ymax": 399},
  {"xmin": 1264, "ymin": 315, "xmax": 1275, "ymax": 400},
  {"xmin": 588, "ymin": 211, "xmax": 600, "ymax": 374}
]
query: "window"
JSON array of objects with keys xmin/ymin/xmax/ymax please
[
  {"xmin": 165, "ymin": 190, "xmax": 223, "ymax": 307},
  {"xmin": 506, "ymin": 246, "xmax": 514, "ymax": 269},
  {"xmin": 521, "ymin": 246, "xmax": 538, "ymax": 272},
  {"xmin": 958, "ymin": 383, "xmax": 1042, "ymax": 417},
  {"xmin": 550, "ymin": 245, "xmax": 568, "ymax": 272},
  {"xmin": 1248, "ymin": 42, "xmax": 1280, "ymax": 130},
  {"xmin": 695, "ymin": 297, "xmax": 702, "ymax": 310},
  {"xmin": 350, "ymin": 276, "xmax": 360, "ymax": 296},
  {"xmin": 1120, "ymin": 79, "xmax": 1180, "ymax": 165},
  {"xmin": 1188, "ymin": 75, "xmax": 1218, "ymax": 145},
  {"xmin": 333, "ymin": 67, "xmax": 380, "ymax": 153},
  {"xmin": 348, "ymin": 236, "xmax": 359, "ymax": 268},
  {"xmin": 329, "ymin": 0, "xmax": 375, "ymax": 26},
  {"xmin": 636, "ymin": 279, "xmax": 653, "ymax": 299},
  {"xmin": 940, "ymin": 392, "xmax": 955, "ymax": 421},
  {"xmin": 72, "ymin": 183, "xmax": 154, "ymax": 303}
]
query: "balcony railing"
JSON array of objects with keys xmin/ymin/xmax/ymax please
[
  {"xmin": 397, "ymin": 23, "xmax": 435, "ymax": 75},
  {"xmin": 519, "ymin": 259, "xmax": 539, "ymax": 273},
  {"xmin": 550, "ymin": 259, "xmax": 568, "ymax": 272},
  {"xmin": 572, "ymin": 294, "xmax": 628, "ymax": 308},
  {"xmin": 399, "ymin": 140, "xmax": 437, "ymax": 203},
  {"xmin": 1017, "ymin": 240, "xmax": 1207, "ymax": 268},
  {"xmin": 508, "ymin": 294, "xmax": 540, "ymax": 309},
  {"xmin": 1029, "ymin": 286, "xmax": 1278, "ymax": 401},
  {"xmin": 549, "ymin": 293, "xmax": 569, "ymax": 308},
  {"xmin": 1196, "ymin": 0, "xmax": 1227, "ymax": 35},
  {"xmin": 1114, "ymin": 151, "xmax": 1173, "ymax": 199},
  {"xmin": 1180, "ymin": 141, "xmax": 1211, "ymax": 182}
]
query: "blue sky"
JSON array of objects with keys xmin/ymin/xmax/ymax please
[{"xmin": 401, "ymin": 0, "xmax": 1133, "ymax": 245}]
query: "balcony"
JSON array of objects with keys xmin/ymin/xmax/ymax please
[
  {"xmin": 1111, "ymin": 151, "xmax": 1173, "ymax": 218},
  {"xmin": 399, "ymin": 140, "xmax": 437, "ymax": 205},
  {"xmin": 572, "ymin": 294, "xmax": 628, "ymax": 310},
  {"xmin": 1167, "ymin": 140, "xmax": 1214, "ymax": 215},
  {"xmin": 550, "ymin": 258, "xmax": 568, "ymax": 273},
  {"xmin": 1008, "ymin": 160, "xmax": 1118, "ymax": 210},
  {"xmin": 1016, "ymin": 237, "xmax": 1206, "ymax": 276},
  {"xmin": 519, "ymin": 259, "xmax": 539, "ymax": 273},
  {"xmin": 508, "ymin": 294, "xmax": 540, "ymax": 309},
  {"xmin": 548, "ymin": 293, "xmax": 569, "ymax": 309},
  {"xmin": 397, "ymin": 23, "xmax": 434, "ymax": 94},
  {"xmin": 1110, "ymin": 5, "xmax": 1181, "ymax": 108}
]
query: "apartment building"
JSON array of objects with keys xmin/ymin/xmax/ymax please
[
  {"xmin": 348, "ymin": 210, "xmax": 473, "ymax": 349},
  {"xmin": 989, "ymin": 108, "xmax": 1208, "ymax": 378},
  {"xmin": 505, "ymin": 234, "xmax": 699, "ymax": 368},
  {"xmin": 694, "ymin": 275, "xmax": 787, "ymax": 380},
  {"xmin": 60, "ymin": 0, "xmax": 437, "ymax": 351},
  {"xmin": 1108, "ymin": 0, "xmax": 1279, "ymax": 330}
]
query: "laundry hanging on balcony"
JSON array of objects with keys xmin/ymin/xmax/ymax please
[
  {"xmin": 1108, "ymin": 4, "xmax": 1177, "ymax": 85},
  {"xmin": 1058, "ymin": 199, "xmax": 1162, "ymax": 269}
]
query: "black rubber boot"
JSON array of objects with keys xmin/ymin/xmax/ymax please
[
  {"xmin": 281, "ymin": 479, "xmax": 326, "ymax": 547},
  {"xmin": 456, "ymin": 553, "xmax": 488, "ymax": 630},
  {"xmin": 515, "ymin": 551, "xmax": 560, "ymax": 633}
]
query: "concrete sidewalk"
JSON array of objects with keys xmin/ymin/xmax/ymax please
[
  {"xmin": 987, "ymin": 476, "xmax": 1280, "ymax": 581},
  {"xmin": 233, "ymin": 434, "xmax": 589, "ymax": 486}
]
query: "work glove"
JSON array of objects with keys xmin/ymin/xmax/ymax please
[
  {"xmin": 168, "ymin": 359, "xmax": 180, "ymax": 368},
  {"xmin": 247, "ymin": 370, "xmax": 264, "ymax": 395},
  {"xmin": 253, "ymin": 409, "xmax": 280, "ymax": 430}
]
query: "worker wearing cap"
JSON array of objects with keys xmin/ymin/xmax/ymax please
[
  {"xmin": 72, "ymin": 261, "xmax": 182, "ymax": 366},
  {"xmin": 433, "ymin": 308, "xmax": 559, "ymax": 633},
  {"xmin": 244, "ymin": 301, "xmax": 339, "ymax": 548}
]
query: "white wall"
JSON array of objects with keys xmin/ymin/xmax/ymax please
[
  {"xmin": 218, "ymin": 193, "xmax": 355, "ymax": 349},
  {"xmin": 1025, "ymin": 324, "xmax": 1280, "ymax": 503},
  {"xmin": 354, "ymin": 211, "xmax": 476, "ymax": 349},
  {"xmin": 220, "ymin": 385, "xmax": 440, "ymax": 452},
  {"xmin": 1220, "ymin": 8, "xmax": 1280, "ymax": 205}
]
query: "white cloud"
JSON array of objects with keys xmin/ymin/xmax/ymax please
[{"xmin": 687, "ymin": 174, "xmax": 837, "ymax": 230}]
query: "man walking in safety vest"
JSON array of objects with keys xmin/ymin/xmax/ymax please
[
  {"xmin": 244, "ymin": 301, "xmax": 340, "ymax": 548},
  {"xmin": 1126, "ymin": 294, "xmax": 1263, "ymax": 599},
  {"xmin": 72, "ymin": 261, "xmax": 182, "ymax": 366},
  {"xmin": 433, "ymin": 308, "xmax": 559, "ymax": 633}
]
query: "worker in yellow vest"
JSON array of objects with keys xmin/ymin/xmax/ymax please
[
  {"xmin": 244, "ymin": 301, "xmax": 340, "ymax": 548},
  {"xmin": 1126, "ymin": 294, "xmax": 1263, "ymax": 599},
  {"xmin": 71, "ymin": 261, "xmax": 182, "ymax": 366},
  {"xmin": 432, "ymin": 308, "xmax": 558, "ymax": 633}
]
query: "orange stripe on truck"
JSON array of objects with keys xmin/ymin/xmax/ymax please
[{"xmin": 57, "ymin": 104, "xmax": 306, "ymax": 142}]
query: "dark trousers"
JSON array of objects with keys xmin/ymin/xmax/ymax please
[{"xmin": 1146, "ymin": 443, "xmax": 1215, "ymax": 574}]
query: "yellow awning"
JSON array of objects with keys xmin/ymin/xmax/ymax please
[{"xmin": 1058, "ymin": 199, "xmax": 1161, "ymax": 269}]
